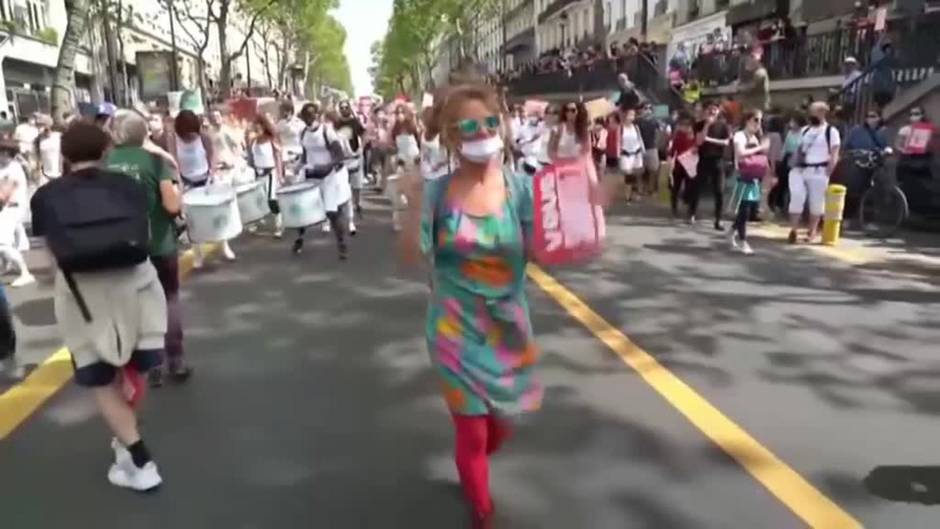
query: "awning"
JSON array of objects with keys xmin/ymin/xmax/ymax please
[{"xmin": 726, "ymin": 0, "xmax": 788, "ymax": 27}]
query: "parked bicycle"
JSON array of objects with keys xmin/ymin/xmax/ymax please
[{"xmin": 850, "ymin": 148, "xmax": 910, "ymax": 238}]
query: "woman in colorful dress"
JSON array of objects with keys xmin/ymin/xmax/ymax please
[{"xmin": 401, "ymin": 83, "xmax": 542, "ymax": 529}]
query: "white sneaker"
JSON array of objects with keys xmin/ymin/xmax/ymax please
[
  {"xmin": 11, "ymin": 274, "xmax": 35, "ymax": 288},
  {"xmin": 192, "ymin": 250, "xmax": 204, "ymax": 269},
  {"xmin": 349, "ymin": 221, "xmax": 357, "ymax": 236},
  {"xmin": 729, "ymin": 233, "xmax": 740, "ymax": 250},
  {"xmin": 222, "ymin": 243, "xmax": 236, "ymax": 261},
  {"xmin": 273, "ymin": 215, "xmax": 284, "ymax": 239},
  {"xmin": 740, "ymin": 241, "xmax": 755, "ymax": 255},
  {"xmin": 107, "ymin": 460, "xmax": 162, "ymax": 492},
  {"xmin": 322, "ymin": 222, "xmax": 331, "ymax": 233},
  {"xmin": 247, "ymin": 224, "xmax": 258, "ymax": 234},
  {"xmin": 111, "ymin": 438, "xmax": 132, "ymax": 468}
]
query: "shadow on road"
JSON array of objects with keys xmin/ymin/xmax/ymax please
[{"xmin": 864, "ymin": 466, "xmax": 940, "ymax": 505}]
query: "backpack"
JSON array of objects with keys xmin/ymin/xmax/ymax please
[{"xmin": 30, "ymin": 170, "xmax": 150, "ymax": 322}]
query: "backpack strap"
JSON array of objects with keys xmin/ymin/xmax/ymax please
[{"xmin": 63, "ymin": 271, "xmax": 93, "ymax": 322}]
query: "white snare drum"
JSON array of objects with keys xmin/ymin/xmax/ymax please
[
  {"xmin": 183, "ymin": 185, "xmax": 243, "ymax": 243},
  {"xmin": 277, "ymin": 181, "xmax": 326, "ymax": 228},
  {"xmin": 236, "ymin": 181, "xmax": 270, "ymax": 224}
]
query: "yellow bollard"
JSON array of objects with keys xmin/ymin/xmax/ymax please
[
  {"xmin": 658, "ymin": 161, "xmax": 672, "ymax": 204},
  {"xmin": 822, "ymin": 184, "xmax": 847, "ymax": 246}
]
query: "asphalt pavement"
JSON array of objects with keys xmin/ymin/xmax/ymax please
[{"xmin": 0, "ymin": 190, "xmax": 938, "ymax": 528}]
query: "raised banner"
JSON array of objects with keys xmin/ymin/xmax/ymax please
[{"xmin": 532, "ymin": 158, "xmax": 605, "ymax": 265}]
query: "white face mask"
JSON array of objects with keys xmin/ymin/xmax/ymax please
[{"xmin": 460, "ymin": 135, "xmax": 504, "ymax": 164}]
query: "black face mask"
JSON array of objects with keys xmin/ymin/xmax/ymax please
[{"xmin": 808, "ymin": 116, "xmax": 822, "ymax": 126}]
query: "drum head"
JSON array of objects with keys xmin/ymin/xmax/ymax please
[
  {"xmin": 183, "ymin": 186, "xmax": 235, "ymax": 206},
  {"xmin": 278, "ymin": 181, "xmax": 319, "ymax": 195}
]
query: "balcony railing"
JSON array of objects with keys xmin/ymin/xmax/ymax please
[
  {"xmin": 694, "ymin": 14, "xmax": 940, "ymax": 87},
  {"xmin": 505, "ymin": 49, "xmax": 686, "ymax": 111}
]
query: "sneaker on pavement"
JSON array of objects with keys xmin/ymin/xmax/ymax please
[
  {"xmin": 11, "ymin": 274, "xmax": 35, "ymax": 288},
  {"xmin": 108, "ymin": 460, "xmax": 162, "ymax": 492},
  {"xmin": 740, "ymin": 241, "xmax": 755, "ymax": 255},
  {"xmin": 729, "ymin": 232, "xmax": 740, "ymax": 250},
  {"xmin": 292, "ymin": 238, "xmax": 304, "ymax": 255},
  {"xmin": 787, "ymin": 229, "xmax": 798, "ymax": 244},
  {"xmin": 111, "ymin": 438, "xmax": 132, "ymax": 468},
  {"xmin": 349, "ymin": 222, "xmax": 357, "ymax": 236},
  {"xmin": 192, "ymin": 251, "xmax": 204, "ymax": 269},
  {"xmin": 322, "ymin": 222, "xmax": 331, "ymax": 233},
  {"xmin": 223, "ymin": 245, "xmax": 236, "ymax": 261}
]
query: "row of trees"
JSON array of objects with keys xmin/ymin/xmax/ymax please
[
  {"xmin": 51, "ymin": 0, "xmax": 353, "ymax": 122},
  {"xmin": 370, "ymin": 0, "xmax": 500, "ymax": 100}
]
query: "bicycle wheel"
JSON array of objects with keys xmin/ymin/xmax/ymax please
[{"xmin": 858, "ymin": 185, "xmax": 909, "ymax": 238}]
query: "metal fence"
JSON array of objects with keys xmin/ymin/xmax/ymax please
[
  {"xmin": 696, "ymin": 14, "xmax": 940, "ymax": 86},
  {"xmin": 506, "ymin": 50, "xmax": 686, "ymax": 109}
]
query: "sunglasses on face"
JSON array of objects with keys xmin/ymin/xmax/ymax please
[{"xmin": 456, "ymin": 115, "xmax": 501, "ymax": 137}]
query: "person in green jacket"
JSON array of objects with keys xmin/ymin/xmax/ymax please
[{"xmin": 106, "ymin": 110, "xmax": 191, "ymax": 387}]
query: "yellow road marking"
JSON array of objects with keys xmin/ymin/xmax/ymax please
[
  {"xmin": 527, "ymin": 264, "xmax": 863, "ymax": 529},
  {"xmin": 0, "ymin": 244, "xmax": 219, "ymax": 440}
]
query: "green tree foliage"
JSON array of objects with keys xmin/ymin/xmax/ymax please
[{"xmin": 371, "ymin": 0, "xmax": 498, "ymax": 99}]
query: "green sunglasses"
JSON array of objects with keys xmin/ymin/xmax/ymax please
[{"xmin": 456, "ymin": 115, "xmax": 501, "ymax": 137}]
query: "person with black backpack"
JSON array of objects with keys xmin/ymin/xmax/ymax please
[
  {"xmin": 106, "ymin": 110, "xmax": 190, "ymax": 389},
  {"xmin": 30, "ymin": 122, "xmax": 167, "ymax": 492}
]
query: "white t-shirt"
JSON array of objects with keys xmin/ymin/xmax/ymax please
[
  {"xmin": 301, "ymin": 123, "xmax": 338, "ymax": 167},
  {"xmin": 13, "ymin": 123, "xmax": 38, "ymax": 156},
  {"xmin": 518, "ymin": 121, "xmax": 544, "ymax": 158},
  {"xmin": 251, "ymin": 139, "xmax": 277, "ymax": 169},
  {"xmin": 175, "ymin": 134, "xmax": 211, "ymax": 180},
  {"xmin": 39, "ymin": 132, "xmax": 62, "ymax": 177},
  {"xmin": 276, "ymin": 117, "xmax": 306, "ymax": 153},
  {"xmin": 420, "ymin": 135, "xmax": 451, "ymax": 180},
  {"xmin": 798, "ymin": 124, "xmax": 841, "ymax": 166},
  {"xmin": 0, "ymin": 160, "xmax": 28, "ymax": 207},
  {"xmin": 396, "ymin": 133, "xmax": 420, "ymax": 161},
  {"xmin": 620, "ymin": 124, "xmax": 644, "ymax": 155},
  {"xmin": 556, "ymin": 127, "xmax": 582, "ymax": 158}
]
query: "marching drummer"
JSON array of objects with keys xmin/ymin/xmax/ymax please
[
  {"xmin": 246, "ymin": 113, "xmax": 285, "ymax": 238},
  {"xmin": 293, "ymin": 102, "xmax": 350, "ymax": 260},
  {"xmin": 333, "ymin": 101, "xmax": 366, "ymax": 235},
  {"xmin": 167, "ymin": 109, "xmax": 237, "ymax": 266}
]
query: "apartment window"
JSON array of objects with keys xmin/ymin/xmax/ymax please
[{"xmin": 654, "ymin": 0, "xmax": 667, "ymax": 16}]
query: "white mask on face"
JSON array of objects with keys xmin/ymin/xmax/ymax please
[{"xmin": 460, "ymin": 135, "xmax": 504, "ymax": 164}]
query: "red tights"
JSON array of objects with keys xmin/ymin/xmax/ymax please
[{"xmin": 452, "ymin": 414, "xmax": 512, "ymax": 516}]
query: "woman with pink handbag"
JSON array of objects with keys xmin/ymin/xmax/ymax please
[{"xmin": 730, "ymin": 109, "xmax": 770, "ymax": 255}]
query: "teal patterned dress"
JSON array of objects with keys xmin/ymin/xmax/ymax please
[{"xmin": 420, "ymin": 171, "xmax": 543, "ymax": 416}]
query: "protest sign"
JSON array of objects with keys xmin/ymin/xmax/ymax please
[{"xmin": 532, "ymin": 157, "xmax": 605, "ymax": 265}]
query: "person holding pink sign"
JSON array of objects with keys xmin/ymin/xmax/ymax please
[{"xmin": 400, "ymin": 83, "xmax": 542, "ymax": 529}]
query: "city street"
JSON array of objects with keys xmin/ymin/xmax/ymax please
[{"xmin": 1, "ymin": 192, "xmax": 939, "ymax": 528}]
